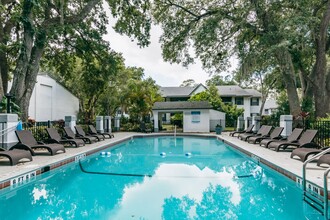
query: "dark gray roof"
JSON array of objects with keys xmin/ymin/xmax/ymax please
[
  {"xmin": 159, "ymin": 87, "xmax": 195, "ymax": 97},
  {"xmin": 152, "ymin": 101, "xmax": 212, "ymax": 110},
  {"xmin": 216, "ymin": 86, "xmax": 261, "ymax": 97}
]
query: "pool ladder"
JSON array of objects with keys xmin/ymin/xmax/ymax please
[{"xmin": 302, "ymin": 148, "xmax": 330, "ymax": 219}]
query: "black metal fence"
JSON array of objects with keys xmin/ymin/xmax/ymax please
[
  {"xmin": 22, "ymin": 120, "xmax": 65, "ymax": 141},
  {"xmin": 3, "ymin": 118, "xmax": 330, "ymax": 147},
  {"xmin": 302, "ymin": 120, "xmax": 330, "ymax": 147}
]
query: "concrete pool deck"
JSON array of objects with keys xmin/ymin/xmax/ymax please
[{"xmin": 0, "ymin": 132, "xmax": 328, "ymax": 194}]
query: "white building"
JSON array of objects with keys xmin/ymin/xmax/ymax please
[
  {"xmin": 28, "ymin": 74, "xmax": 79, "ymax": 121},
  {"xmin": 159, "ymin": 84, "xmax": 262, "ymax": 120},
  {"xmin": 216, "ymin": 85, "xmax": 262, "ymax": 119},
  {"xmin": 263, "ymin": 99, "xmax": 278, "ymax": 115},
  {"xmin": 152, "ymin": 101, "xmax": 225, "ymax": 133}
]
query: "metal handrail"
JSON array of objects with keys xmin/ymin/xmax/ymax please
[
  {"xmin": 324, "ymin": 167, "xmax": 330, "ymax": 218},
  {"xmin": 302, "ymin": 148, "xmax": 330, "ymax": 218},
  {"xmin": 0, "ymin": 123, "xmax": 18, "ymax": 137}
]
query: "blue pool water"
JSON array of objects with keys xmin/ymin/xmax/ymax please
[{"xmin": 0, "ymin": 136, "xmax": 323, "ymax": 219}]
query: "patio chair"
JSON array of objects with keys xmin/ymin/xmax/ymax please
[
  {"xmin": 0, "ymin": 147, "xmax": 33, "ymax": 165},
  {"xmin": 12, "ymin": 130, "xmax": 65, "ymax": 156},
  {"xmin": 63, "ymin": 127, "xmax": 97, "ymax": 144},
  {"xmin": 238, "ymin": 125, "xmax": 271, "ymax": 141},
  {"xmin": 290, "ymin": 144, "xmax": 326, "ymax": 162},
  {"xmin": 248, "ymin": 127, "xmax": 284, "ymax": 144},
  {"xmin": 88, "ymin": 125, "xmax": 113, "ymax": 139},
  {"xmin": 45, "ymin": 128, "xmax": 85, "ymax": 147},
  {"xmin": 316, "ymin": 154, "xmax": 330, "ymax": 167},
  {"xmin": 75, "ymin": 126, "xmax": 102, "ymax": 142},
  {"xmin": 229, "ymin": 124, "xmax": 254, "ymax": 137},
  {"xmin": 261, "ymin": 128, "xmax": 304, "ymax": 148},
  {"xmin": 268, "ymin": 129, "xmax": 318, "ymax": 152}
]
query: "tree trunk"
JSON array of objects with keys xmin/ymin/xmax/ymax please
[
  {"xmin": 10, "ymin": 32, "xmax": 46, "ymax": 121},
  {"xmin": 275, "ymin": 48, "xmax": 301, "ymax": 117},
  {"xmin": 312, "ymin": 1, "xmax": 330, "ymax": 118},
  {"xmin": 9, "ymin": 0, "xmax": 101, "ymax": 121}
]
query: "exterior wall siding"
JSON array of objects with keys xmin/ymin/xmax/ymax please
[
  {"xmin": 183, "ymin": 109, "xmax": 210, "ymax": 132},
  {"xmin": 28, "ymin": 75, "xmax": 79, "ymax": 121}
]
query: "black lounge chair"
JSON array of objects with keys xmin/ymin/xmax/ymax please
[
  {"xmin": 268, "ymin": 129, "xmax": 318, "ymax": 152},
  {"xmin": 46, "ymin": 128, "xmax": 85, "ymax": 147},
  {"xmin": 290, "ymin": 144, "xmax": 326, "ymax": 162},
  {"xmin": 248, "ymin": 127, "xmax": 284, "ymax": 144},
  {"xmin": 63, "ymin": 127, "xmax": 96, "ymax": 144},
  {"xmin": 88, "ymin": 125, "xmax": 113, "ymax": 139},
  {"xmin": 245, "ymin": 126, "xmax": 272, "ymax": 142},
  {"xmin": 0, "ymin": 147, "xmax": 33, "ymax": 165},
  {"xmin": 317, "ymin": 154, "xmax": 330, "ymax": 167},
  {"xmin": 238, "ymin": 125, "xmax": 271, "ymax": 141},
  {"xmin": 75, "ymin": 126, "xmax": 102, "ymax": 142},
  {"xmin": 229, "ymin": 124, "xmax": 254, "ymax": 137},
  {"xmin": 12, "ymin": 130, "xmax": 65, "ymax": 156},
  {"xmin": 262, "ymin": 128, "xmax": 304, "ymax": 148}
]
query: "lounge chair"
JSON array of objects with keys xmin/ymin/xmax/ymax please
[
  {"xmin": 248, "ymin": 127, "xmax": 284, "ymax": 144},
  {"xmin": 268, "ymin": 129, "xmax": 318, "ymax": 152},
  {"xmin": 63, "ymin": 127, "xmax": 97, "ymax": 144},
  {"xmin": 0, "ymin": 147, "xmax": 33, "ymax": 165},
  {"xmin": 317, "ymin": 154, "xmax": 330, "ymax": 167},
  {"xmin": 45, "ymin": 128, "xmax": 85, "ymax": 147},
  {"xmin": 229, "ymin": 124, "xmax": 254, "ymax": 137},
  {"xmin": 290, "ymin": 144, "xmax": 326, "ymax": 162},
  {"xmin": 12, "ymin": 130, "xmax": 65, "ymax": 156},
  {"xmin": 88, "ymin": 125, "xmax": 113, "ymax": 139},
  {"xmin": 238, "ymin": 125, "xmax": 271, "ymax": 141},
  {"xmin": 261, "ymin": 128, "xmax": 304, "ymax": 148},
  {"xmin": 75, "ymin": 126, "xmax": 102, "ymax": 142}
]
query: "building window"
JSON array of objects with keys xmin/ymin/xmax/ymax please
[
  {"xmin": 221, "ymin": 97, "xmax": 232, "ymax": 104},
  {"xmin": 250, "ymin": 97, "xmax": 259, "ymax": 106},
  {"xmin": 235, "ymin": 97, "xmax": 244, "ymax": 105},
  {"xmin": 191, "ymin": 111, "xmax": 200, "ymax": 123}
]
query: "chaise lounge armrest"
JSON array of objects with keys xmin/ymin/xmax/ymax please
[
  {"xmin": 10, "ymin": 143, "xmax": 35, "ymax": 156},
  {"xmin": 43, "ymin": 138, "xmax": 59, "ymax": 144}
]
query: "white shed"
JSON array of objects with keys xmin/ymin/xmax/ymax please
[
  {"xmin": 152, "ymin": 101, "xmax": 226, "ymax": 133},
  {"xmin": 28, "ymin": 74, "xmax": 79, "ymax": 121}
]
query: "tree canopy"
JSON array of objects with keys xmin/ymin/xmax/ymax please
[{"xmin": 152, "ymin": 0, "xmax": 330, "ymax": 118}]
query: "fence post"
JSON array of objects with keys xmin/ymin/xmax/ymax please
[
  {"xmin": 280, "ymin": 115, "xmax": 293, "ymax": 138},
  {"xmin": 0, "ymin": 114, "xmax": 19, "ymax": 149},
  {"xmin": 65, "ymin": 115, "xmax": 76, "ymax": 133},
  {"xmin": 245, "ymin": 117, "xmax": 252, "ymax": 129},
  {"xmin": 252, "ymin": 116, "xmax": 261, "ymax": 132},
  {"xmin": 96, "ymin": 116, "xmax": 104, "ymax": 133},
  {"xmin": 114, "ymin": 116, "xmax": 120, "ymax": 131},
  {"xmin": 104, "ymin": 116, "xmax": 111, "ymax": 133},
  {"xmin": 237, "ymin": 116, "xmax": 244, "ymax": 131}
]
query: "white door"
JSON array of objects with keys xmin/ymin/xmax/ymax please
[{"xmin": 37, "ymin": 84, "xmax": 52, "ymax": 121}]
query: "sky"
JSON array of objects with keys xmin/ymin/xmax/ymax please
[{"xmin": 104, "ymin": 24, "xmax": 211, "ymax": 87}]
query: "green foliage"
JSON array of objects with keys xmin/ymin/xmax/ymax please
[
  {"xmin": 189, "ymin": 84, "xmax": 244, "ymax": 125},
  {"xmin": 171, "ymin": 113, "xmax": 183, "ymax": 121},
  {"xmin": 190, "ymin": 85, "xmax": 222, "ymax": 111},
  {"xmin": 0, "ymin": 97, "xmax": 21, "ymax": 115},
  {"xmin": 206, "ymin": 75, "xmax": 237, "ymax": 86},
  {"xmin": 180, "ymin": 79, "xmax": 196, "ymax": 87}
]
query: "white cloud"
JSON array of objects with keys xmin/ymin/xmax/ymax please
[{"xmin": 104, "ymin": 23, "xmax": 210, "ymax": 86}]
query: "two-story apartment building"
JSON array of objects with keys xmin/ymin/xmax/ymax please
[
  {"xmin": 160, "ymin": 84, "xmax": 262, "ymax": 121},
  {"xmin": 216, "ymin": 85, "xmax": 262, "ymax": 119}
]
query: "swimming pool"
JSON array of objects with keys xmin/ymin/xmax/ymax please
[{"xmin": 0, "ymin": 136, "xmax": 323, "ymax": 219}]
